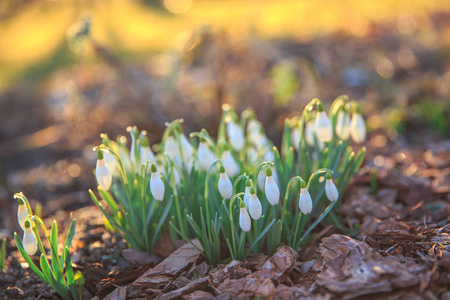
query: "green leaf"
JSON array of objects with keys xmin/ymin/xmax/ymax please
[
  {"xmin": 64, "ymin": 247, "xmax": 79, "ymax": 300},
  {"xmin": 150, "ymin": 196, "xmax": 173, "ymax": 248},
  {"xmin": 60, "ymin": 219, "xmax": 76, "ymax": 270},
  {"xmin": 40, "ymin": 254, "xmax": 71, "ymax": 300},
  {"xmin": 14, "ymin": 233, "xmax": 47, "ymax": 282},
  {"xmin": 247, "ymin": 219, "xmax": 276, "ymax": 255},
  {"xmin": 0, "ymin": 238, "xmax": 5, "ymax": 272}
]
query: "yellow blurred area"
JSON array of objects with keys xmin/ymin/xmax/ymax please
[{"xmin": 0, "ymin": 0, "xmax": 449, "ymax": 89}]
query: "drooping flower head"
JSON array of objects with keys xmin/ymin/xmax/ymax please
[
  {"xmin": 150, "ymin": 163, "xmax": 165, "ymax": 201},
  {"xmin": 198, "ymin": 138, "xmax": 215, "ymax": 171},
  {"xmin": 140, "ymin": 134, "xmax": 156, "ymax": 166},
  {"xmin": 335, "ymin": 110, "xmax": 351, "ymax": 140},
  {"xmin": 243, "ymin": 179, "xmax": 252, "ymax": 209},
  {"xmin": 96, "ymin": 150, "xmax": 112, "ymax": 191},
  {"xmin": 239, "ymin": 200, "xmax": 251, "ymax": 232},
  {"xmin": 350, "ymin": 105, "xmax": 366, "ymax": 143},
  {"xmin": 265, "ymin": 168, "xmax": 280, "ymax": 205},
  {"xmin": 325, "ymin": 173, "xmax": 339, "ymax": 202},
  {"xmin": 226, "ymin": 117, "xmax": 245, "ymax": 151},
  {"xmin": 218, "ymin": 165, "xmax": 233, "ymax": 199},
  {"xmin": 17, "ymin": 197, "xmax": 29, "ymax": 231},
  {"xmin": 23, "ymin": 219, "xmax": 37, "ymax": 255},
  {"xmin": 298, "ymin": 180, "xmax": 313, "ymax": 214},
  {"xmin": 221, "ymin": 144, "xmax": 240, "ymax": 178},
  {"xmin": 315, "ymin": 102, "xmax": 333, "ymax": 142},
  {"xmin": 248, "ymin": 187, "xmax": 262, "ymax": 220}
]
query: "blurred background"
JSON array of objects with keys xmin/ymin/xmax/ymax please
[{"xmin": 1, "ymin": 0, "xmax": 450, "ymax": 234}]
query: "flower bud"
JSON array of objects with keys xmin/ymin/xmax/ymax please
[
  {"xmin": 350, "ymin": 112, "xmax": 366, "ymax": 143},
  {"xmin": 226, "ymin": 120, "xmax": 244, "ymax": 151},
  {"xmin": 239, "ymin": 201, "xmax": 251, "ymax": 232},
  {"xmin": 17, "ymin": 199, "xmax": 28, "ymax": 231},
  {"xmin": 180, "ymin": 133, "xmax": 194, "ymax": 164},
  {"xmin": 140, "ymin": 136, "xmax": 156, "ymax": 166},
  {"xmin": 150, "ymin": 164, "xmax": 165, "ymax": 201},
  {"xmin": 305, "ymin": 120, "xmax": 316, "ymax": 147},
  {"xmin": 265, "ymin": 168, "xmax": 280, "ymax": 205},
  {"xmin": 315, "ymin": 104, "xmax": 333, "ymax": 142},
  {"xmin": 96, "ymin": 150, "xmax": 112, "ymax": 191},
  {"xmin": 218, "ymin": 166, "xmax": 233, "ymax": 199},
  {"xmin": 23, "ymin": 220, "xmax": 37, "ymax": 255},
  {"xmin": 243, "ymin": 179, "xmax": 252, "ymax": 209},
  {"xmin": 248, "ymin": 188, "xmax": 262, "ymax": 220},
  {"xmin": 298, "ymin": 181, "xmax": 312, "ymax": 214},
  {"xmin": 325, "ymin": 173, "xmax": 339, "ymax": 202},
  {"xmin": 291, "ymin": 126, "xmax": 300, "ymax": 151},
  {"xmin": 335, "ymin": 111, "xmax": 351, "ymax": 140},
  {"xmin": 222, "ymin": 150, "xmax": 240, "ymax": 177},
  {"xmin": 102, "ymin": 150, "xmax": 118, "ymax": 177},
  {"xmin": 198, "ymin": 140, "xmax": 215, "ymax": 171}
]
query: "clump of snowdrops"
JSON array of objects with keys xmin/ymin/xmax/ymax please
[
  {"xmin": 91, "ymin": 95, "xmax": 366, "ymax": 265},
  {"xmin": 14, "ymin": 193, "xmax": 83, "ymax": 300}
]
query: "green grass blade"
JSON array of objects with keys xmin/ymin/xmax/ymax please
[
  {"xmin": 150, "ymin": 196, "xmax": 173, "ymax": 248},
  {"xmin": 0, "ymin": 238, "xmax": 5, "ymax": 272},
  {"xmin": 40, "ymin": 254, "xmax": 71, "ymax": 300},
  {"xmin": 247, "ymin": 219, "xmax": 276, "ymax": 255}
]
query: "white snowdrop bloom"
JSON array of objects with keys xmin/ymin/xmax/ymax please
[
  {"xmin": 325, "ymin": 173, "xmax": 339, "ymax": 202},
  {"xmin": 264, "ymin": 147, "xmax": 274, "ymax": 162},
  {"xmin": 96, "ymin": 150, "xmax": 112, "ymax": 191},
  {"xmin": 17, "ymin": 200, "xmax": 28, "ymax": 231},
  {"xmin": 222, "ymin": 150, "xmax": 240, "ymax": 177},
  {"xmin": 227, "ymin": 120, "xmax": 245, "ymax": 151},
  {"xmin": 257, "ymin": 170, "xmax": 265, "ymax": 190},
  {"xmin": 247, "ymin": 119, "xmax": 260, "ymax": 136},
  {"xmin": 23, "ymin": 220, "xmax": 37, "ymax": 255},
  {"xmin": 102, "ymin": 151, "xmax": 118, "ymax": 177},
  {"xmin": 218, "ymin": 166, "xmax": 233, "ymax": 199},
  {"xmin": 315, "ymin": 104, "xmax": 333, "ymax": 142},
  {"xmin": 198, "ymin": 141, "xmax": 215, "ymax": 171},
  {"xmin": 239, "ymin": 202, "xmax": 251, "ymax": 232},
  {"xmin": 173, "ymin": 168, "xmax": 181, "ymax": 187},
  {"xmin": 247, "ymin": 147, "xmax": 258, "ymax": 166},
  {"xmin": 350, "ymin": 112, "xmax": 366, "ymax": 143},
  {"xmin": 265, "ymin": 168, "xmax": 280, "ymax": 205},
  {"xmin": 129, "ymin": 131, "xmax": 137, "ymax": 166},
  {"xmin": 292, "ymin": 126, "xmax": 301, "ymax": 151},
  {"xmin": 150, "ymin": 164, "xmax": 165, "ymax": 201},
  {"xmin": 335, "ymin": 111, "xmax": 351, "ymax": 140},
  {"xmin": 243, "ymin": 180, "xmax": 252, "ymax": 209},
  {"xmin": 248, "ymin": 188, "xmax": 262, "ymax": 220},
  {"xmin": 298, "ymin": 182, "xmax": 313, "ymax": 214},
  {"xmin": 180, "ymin": 133, "xmax": 194, "ymax": 163},
  {"xmin": 305, "ymin": 120, "xmax": 316, "ymax": 147},
  {"xmin": 165, "ymin": 136, "xmax": 182, "ymax": 168}
]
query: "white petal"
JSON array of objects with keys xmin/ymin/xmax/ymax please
[
  {"xmin": 140, "ymin": 146, "xmax": 156, "ymax": 166},
  {"xmin": 239, "ymin": 207, "xmax": 251, "ymax": 232},
  {"xmin": 335, "ymin": 111, "xmax": 351, "ymax": 140},
  {"xmin": 150, "ymin": 172, "xmax": 165, "ymax": 201},
  {"xmin": 96, "ymin": 159, "xmax": 112, "ymax": 190},
  {"xmin": 198, "ymin": 142, "xmax": 215, "ymax": 171},
  {"xmin": 218, "ymin": 173, "xmax": 233, "ymax": 199},
  {"xmin": 103, "ymin": 151, "xmax": 118, "ymax": 177},
  {"xmin": 249, "ymin": 194, "xmax": 262, "ymax": 220},
  {"xmin": 180, "ymin": 134, "xmax": 194, "ymax": 162},
  {"xmin": 257, "ymin": 171, "xmax": 265, "ymax": 190},
  {"xmin": 222, "ymin": 151, "xmax": 240, "ymax": 177},
  {"xmin": 315, "ymin": 111, "xmax": 333, "ymax": 142},
  {"xmin": 243, "ymin": 186, "xmax": 250, "ymax": 209},
  {"xmin": 350, "ymin": 113, "xmax": 366, "ymax": 143},
  {"xmin": 325, "ymin": 179, "xmax": 339, "ymax": 202},
  {"xmin": 17, "ymin": 205, "xmax": 28, "ymax": 231},
  {"xmin": 23, "ymin": 227, "xmax": 37, "ymax": 255},
  {"xmin": 299, "ymin": 188, "xmax": 313, "ymax": 214},
  {"xmin": 265, "ymin": 176, "xmax": 280, "ymax": 205},
  {"xmin": 305, "ymin": 121, "xmax": 316, "ymax": 147},
  {"xmin": 292, "ymin": 127, "xmax": 300, "ymax": 151}
]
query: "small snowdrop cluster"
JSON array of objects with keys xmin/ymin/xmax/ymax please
[{"xmin": 16, "ymin": 197, "xmax": 37, "ymax": 255}]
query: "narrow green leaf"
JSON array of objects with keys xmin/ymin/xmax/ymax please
[
  {"xmin": 150, "ymin": 197, "xmax": 173, "ymax": 248},
  {"xmin": 247, "ymin": 219, "xmax": 276, "ymax": 255},
  {"xmin": 14, "ymin": 233, "xmax": 47, "ymax": 282},
  {"xmin": 64, "ymin": 247, "xmax": 79, "ymax": 300}
]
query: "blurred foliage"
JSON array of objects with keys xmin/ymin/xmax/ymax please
[{"xmin": 271, "ymin": 62, "xmax": 299, "ymax": 106}]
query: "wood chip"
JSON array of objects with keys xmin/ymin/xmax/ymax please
[
  {"xmin": 155, "ymin": 277, "xmax": 209, "ymax": 300},
  {"xmin": 121, "ymin": 248, "xmax": 162, "ymax": 266},
  {"xmin": 251, "ymin": 246, "xmax": 298, "ymax": 281},
  {"xmin": 217, "ymin": 277, "xmax": 275, "ymax": 298}
]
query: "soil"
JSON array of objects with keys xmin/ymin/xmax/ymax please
[{"xmin": 1, "ymin": 12, "xmax": 449, "ymax": 300}]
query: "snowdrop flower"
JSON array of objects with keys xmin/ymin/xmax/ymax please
[
  {"xmin": 265, "ymin": 168, "xmax": 280, "ymax": 205},
  {"xmin": 325, "ymin": 173, "xmax": 339, "ymax": 202},
  {"xmin": 314, "ymin": 103, "xmax": 333, "ymax": 142},
  {"xmin": 198, "ymin": 139, "xmax": 215, "ymax": 171},
  {"xmin": 350, "ymin": 108, "xmax": 366, "ymax": 143},
  {"xmin": 335, "ymin": 110, "xmax": 351, "ymax": 140},
  {"xmin": 243, "ymin": 179, "xmax": 252, "ymax": 209},
  {"xmin": 17, "ymin": 198, "xmax": 29, "ymax": 231},
  {"xmin": 180, "ymin": 133, "xmax": 194, "ymax": 164},
  {"xmin": 96, "ymin": 150, "xmax": 112, "ymax": 191},
  {"xmin": 298, "ymin": 181, "xmax": 312, "ymax": 214},
  {"xmin": 128, "ymin": 127, "xmax": 139, "ymax": 166},
  {"xmin": 248, "ymin": 188, "xmax": 262, "ymax": 220},
  {"xmin": 140, "ymin": 136, "xmax": 156, "ymax": 166},
  {"xmin": 218, "ymin": 166, "xmax": 233, "ymax": 199},
  {"xmin": 23, "ymin": 220, "xmax": 37, "ymax": 255},
  {"xmin": 291, "ymin": 125, "xmax": 301, "ymax": 151},
  {"xmin": 221, "ymin": 149, "xmax": 240, "ymax": 177},
  {"xmin": 305, "ymin": 120, "xmax": 316, "ymax": 147},
  {"xmin": 150, "ymin": 164, "xmax": 165, "ymax": 201},
  {"xmin": 226, "ymin": 119, "xmax": 245, "ymax": 151},
  {"xmin": 239, "ymin": 201, "xmax": 251, "ymax": 232},
  {"xmin": 165, "ymin": 135, "xmax": 182, "ymax": 169},
  {"xmin": 172, "ymin": 168, "xmax": 181, "ymax": 187},
  {"xmin": 102, "ymin": 150, "xmax": 118, "ymax": 177},
  {"xmin": 257, "ymin": 170, "xmax": 265, "ymax": 190}
]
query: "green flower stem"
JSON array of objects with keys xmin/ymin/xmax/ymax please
[
  {"xmin": 253, "ymin": 162, "xmax": 273, "ymax": 189},
  {"xmin": 228, "ymin": 193, "xmax": 244, "ymax": 259},
  {"xmin": 281, "ymin": 176, "xmax": 303, "ymax": 225}
]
